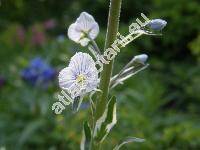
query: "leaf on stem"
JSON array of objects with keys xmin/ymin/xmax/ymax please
[
  {"xmin": 80, "ymin": 121, "xmax": 92, "ymax": 150},
  {"xmin": 94, "ymin": 96, "xmax": 117, "ymax": 143},
  {"xmin": 113, "ymin": 137, "xmax": 145, "ymax": 150}
]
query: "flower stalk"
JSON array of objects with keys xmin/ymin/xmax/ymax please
[
  {"xmin": 88, "ymin": 36, "xmax": 102, "ymax": 54},
  {"xmin": 95, "ymin": 0, "xmax": 122, "ymax": 120}
]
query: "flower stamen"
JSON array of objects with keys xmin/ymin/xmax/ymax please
[{"xmin": 76, "ymin": 74, "xmax": 86, "ymax": 84}]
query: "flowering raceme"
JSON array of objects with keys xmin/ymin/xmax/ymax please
[
  {"xmin": 56, "ymin": 6, "xmax": 167, "ymax": 149},
  {"xmin": 59, "ymin": 52, "xmax": 99, "ymax": 98},
  {"xmin": 68, "ymin": 12, "xmax": 99, "ymax": 46}
]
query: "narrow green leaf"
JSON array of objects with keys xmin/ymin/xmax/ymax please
[
  {"xmin": 113, "ymin": 137, "xmax": 145, "ymax": 150},
  {"xmin": 80, "ymin": 121, "xmax": 91, "ymax": 150},
  {"xmin": 94, "ymin": 96, "xmax": 117, "ymax": 143}
]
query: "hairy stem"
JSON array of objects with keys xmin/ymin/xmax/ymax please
[{"xmin": 95, "ymin": 0, "xmax": 122, "ymax": 121}]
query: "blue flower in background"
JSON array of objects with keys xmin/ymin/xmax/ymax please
[
  {"xmin": 30, "ymin": 57, "xmax": 48, "ymax": 70},
  {"xmin": 21, "ymin": 57, "xmax": 56, "ymax": 87},
  {"xmin": 147, "ymin": 19, "xmax": 167, "ymax": 31},
  {"xmin": 21, "ymin": 67, "xmax": 38, "ymax": 85}
]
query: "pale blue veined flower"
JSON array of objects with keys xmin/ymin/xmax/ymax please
[
  {"xmin": 68, "ymin": 12, "xmax": 99, "ymax": 46},
  {"xmin": 59, "ymin": 52, "xmax": 99, "ymax": 98}
]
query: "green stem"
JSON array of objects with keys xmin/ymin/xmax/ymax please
[{"xmin": 95, "ymin": 0, "xmax": 122, "ymax": 120}]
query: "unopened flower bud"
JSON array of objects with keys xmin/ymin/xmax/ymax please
[
  {"xmin": 134, "ymin": 54, "xmax": 148, "ymax": 64},
  {"xmin": 147, "ymin": 19, "xmax": 167, "ymax": 30}
]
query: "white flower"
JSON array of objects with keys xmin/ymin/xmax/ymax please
[
  {"xmin": 59, "ymin": 52, "xmax": 99, "ymax": 98},
  {"xmin": 68, "ymin": 12, "xmax": 99, "ymax": 46}
]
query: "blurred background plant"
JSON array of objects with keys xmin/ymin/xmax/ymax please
[{"xmin": 0, "ymin": 0, "xmax": 199, "ymax": 149}]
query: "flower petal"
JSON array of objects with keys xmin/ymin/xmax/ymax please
[
  {"xmin": 88, "ymin": 22, "xmax": 99, "ymax": 39},
  {"xmin": 58, "ymin": 67, "xmax": 76, "ymax": 90},
  {"xmin": 75, "ymin": 12, "xmax": 99, "ymax": 39},
  {"xmin": 68, "ymin": 23, "xmax": 82, "ymax": 43},
  {"xmin": 76, "ymin": 12, "xmax": 95, "ymax": 31},
  {"xmin": 59, "ymin": 52, "xmax": 99, "ymax": 97},
  {"xmin": 80, "ymin": 38, "xmax": 90, "ymax": 46}
]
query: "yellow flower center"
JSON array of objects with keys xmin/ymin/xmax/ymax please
[
  {"xmin": 76, "ymin": 74, "xmax": 86, "ymax": 84},
  {"xmin": 80, "ymin": 32, "xmax": 86, "ymax": 39},
  {"xmin": 79, "ymin": 29, "xmax": 92, "ymax": 40}
]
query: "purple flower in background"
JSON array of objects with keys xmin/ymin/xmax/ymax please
[
  {"xmin": 16, "ymin": 26, "xmax": 25, "ymax": 44},
  {"xmin": 31, "ymin": 26, "xmax": 46, "ymax": 46},
  {"xmin": 43, "ymin": 19, "xmax": 56, "ymax": 30},
  {"xmin": 21, "ymin": 57, "xmax": 56, "ymax": 87}
]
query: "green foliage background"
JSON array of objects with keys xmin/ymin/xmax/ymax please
[{"xmin": 0, "ymin": 0, "xmax": 200, "ymax": 149}]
